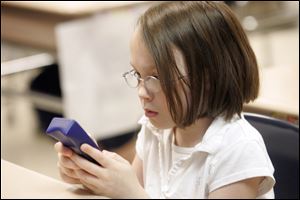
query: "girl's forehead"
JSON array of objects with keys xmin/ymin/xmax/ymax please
[
  {"xmin": 130, "ymin": 29, "xmax": 157, "ymax": 73},
  {"xmin": 130, "ymin": 28, "xmax": 186, "ymax": 75},
  {"xmin": 131, "ymin": 62, "xmax": 157, "ymax": 74}
]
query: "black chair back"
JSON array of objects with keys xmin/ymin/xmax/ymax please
[{"xmin": 244, "ymin": 113, "xmax": 299, "ymax": 199}]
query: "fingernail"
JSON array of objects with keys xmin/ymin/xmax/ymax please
[{"xmin": 81, "ymin": 144, "xmax": 88, "ymax": 151}]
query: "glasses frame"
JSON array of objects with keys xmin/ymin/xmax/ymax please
[
  {"xmin": 122, "ymin": 69, "xmax": 162, "ymax": 93},
  {"xmin": 122, "ymin": 69, "xmax": 189, "ymax": 93}
]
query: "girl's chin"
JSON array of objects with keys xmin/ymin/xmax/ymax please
[{"xmin": 149, "ymin": 118, "xmax": 174, "ymax": 130}]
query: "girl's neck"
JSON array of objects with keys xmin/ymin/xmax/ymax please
[{"xmin": 174, "ymin": 117, "xmax": 214, "ymax": 147}]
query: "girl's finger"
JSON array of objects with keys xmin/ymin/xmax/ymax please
[
  {"xmin": 59, "ymin": 164, "xmax": 79, "ymax": 179},
  {"xmin": 80, "ymin": 144, "xmax": 116, "ymax": 168},
  {"xmin": 70, "ymin": 151, "xmax": 106, "ymax": 179},
  {"xmin": 58, "ymin": 154, "xmax": 80, "ymax": 170},
  {"xmin": 59, "ymin": 169, "xmax": 80, "ymax": 184},
  {"xmin": 54, "ymin": 142, "xmax": 73, "ymax": 157},
  {"xmin": 102, "ymin": 150, "xmax": 129, "ymax": 164},
  {"xmin": 80, "ymin": 179, "xmax": 98, "ymax": 194}
]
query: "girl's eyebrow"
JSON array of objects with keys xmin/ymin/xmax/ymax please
[
  {"xmin": 130, "ymin": 63, "xmax": 138, "ymax": 71},
  {"xmin": 130, "ymin": 63, "xmax": 157, "ymax": 74}
]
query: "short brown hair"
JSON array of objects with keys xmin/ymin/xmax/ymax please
[{"xmin": 138, "ymin": 1, "xmax": 259, "ymax": 128}]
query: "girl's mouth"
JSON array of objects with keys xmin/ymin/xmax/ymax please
[{"xmin": 144, "ymin": 109, "xmax": 158, "ymax": 118}]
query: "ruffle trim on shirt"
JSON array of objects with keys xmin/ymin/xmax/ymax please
[{"xmin": 138, "ymin": 115, "xmax": 164, "ymax": 136}]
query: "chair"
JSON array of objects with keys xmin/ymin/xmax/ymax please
[{"xmin": 244, "ymin": 112, "xmax": 299, "ymax": 199}]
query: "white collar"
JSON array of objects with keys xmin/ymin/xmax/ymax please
[{"xmin": 138, "ymin": 114, "xmax": 242, "ymax": 154}]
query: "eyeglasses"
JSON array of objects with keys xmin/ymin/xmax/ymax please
[{"xmin": 122, "ymin": 69, "xmax": 162, "ymax": 93}]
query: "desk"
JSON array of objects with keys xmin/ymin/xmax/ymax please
[
  {"xmin": 1, "ymin": 159, "xmax": 106, "ymax": 199},
  {"xmin": 244, "ymin": 66, "xmax": 299, "ymax": 119}
]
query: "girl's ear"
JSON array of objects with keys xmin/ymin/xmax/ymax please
[{"xmin": 173, "ymin": 48, "xmax": 188, "ymax": 77}]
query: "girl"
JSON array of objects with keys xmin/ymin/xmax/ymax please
[{"xmin": 55, "ymin": 1, "xmax": 275, "ymax": 198}]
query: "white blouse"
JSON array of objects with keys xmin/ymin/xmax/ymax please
[{"xmin": 136, "ymin": 114, "xmax": 275, "ymax": 199}]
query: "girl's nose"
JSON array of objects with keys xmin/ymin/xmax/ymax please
[{"xmin": 137, "ymin": 82, "xmax": 152, "ymax": 102}]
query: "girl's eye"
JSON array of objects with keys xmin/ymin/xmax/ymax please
[
  {"xmin": 152, "ymin": 75, "xmax": 159, "ymax": 79},
  {"xmin": 133, "ymin": 71, "xmax": 141, "ymax": 78}
]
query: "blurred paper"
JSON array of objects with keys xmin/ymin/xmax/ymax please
[{"xmin": 55, "ymin": 4, "xmax": 150, "ymax": 139}]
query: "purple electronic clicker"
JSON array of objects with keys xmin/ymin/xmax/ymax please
[{"xmin": 46, "ymin": 117, "xmax": 102, "ymax": 165}]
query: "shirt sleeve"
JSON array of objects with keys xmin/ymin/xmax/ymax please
[{"xmin": 208, "ymin": 140, "xmax": 275, "ymax": 197}]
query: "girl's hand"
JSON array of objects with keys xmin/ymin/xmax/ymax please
[
  {"xmin": 54, "ymin": 142, "xmax": 81, "ymax": 184},
  {"xmin": 70, "ymin": 144, "xmax": 148, "ymax": 199}
]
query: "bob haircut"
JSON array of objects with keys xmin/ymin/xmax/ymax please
[{"xmin": 138, "ymin": 1, "xmax": 259, "ymax": 128}]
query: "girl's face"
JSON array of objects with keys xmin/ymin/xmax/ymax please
[{"xmin": 130, "ymin": 29, "xmax": 176, "ymax": 129}]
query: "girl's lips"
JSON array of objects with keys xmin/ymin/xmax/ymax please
[{"xmin": 144, "ymin": 109, "xmax": 158, "ymax": 118}]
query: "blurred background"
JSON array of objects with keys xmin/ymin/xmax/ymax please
[{"xmin": 1, "ymin": 1, "xmax": 299, "ymax": 183}]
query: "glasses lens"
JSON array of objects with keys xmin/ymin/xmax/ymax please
[
  {"xmin": 145, "ymin": 76, "xmax": 162, "ymax": 93},
  {"xmin": 124, "ymin": 72, "xmax": 138, "ymax": 88}
]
